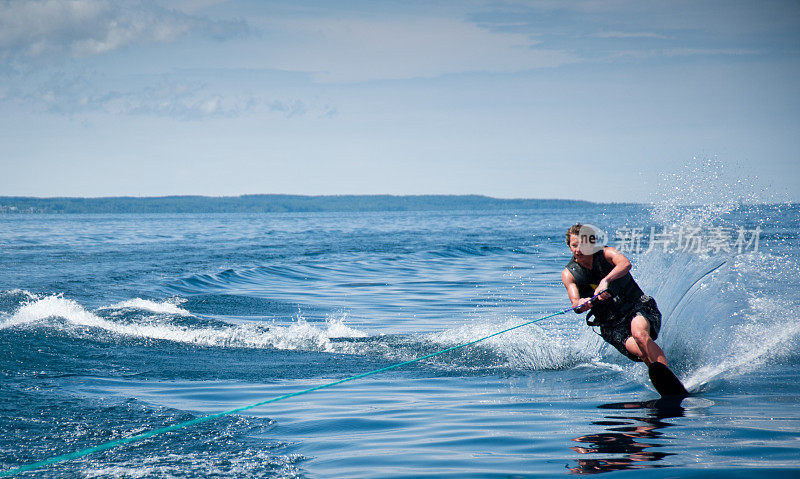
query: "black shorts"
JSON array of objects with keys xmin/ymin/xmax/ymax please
[{"xmin": 598, "ymin": 295, "xmax": 662, "ymax": 362}]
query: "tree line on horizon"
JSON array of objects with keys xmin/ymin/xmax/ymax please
[{"xmin": 0, "ymin": 195, "xmax": 596, "ymax": 214}]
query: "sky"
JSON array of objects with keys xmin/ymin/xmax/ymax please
[{"xmin": 0, "ymin": 0, "xmax": 798, "ymax": 202}]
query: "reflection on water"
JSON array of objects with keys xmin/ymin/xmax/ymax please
[{"xmin": 568, "ymin": 399, "xmax": 684, "ymax": 475}]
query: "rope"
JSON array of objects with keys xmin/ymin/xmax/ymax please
[{"xmin": 1, "ymin": 294, "xmax": 599, "ymax": 477}]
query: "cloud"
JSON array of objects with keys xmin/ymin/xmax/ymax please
[
  {"xmin": 593, "ymin": 31, "xmax": 671, "ymax": 40},
  {"xmin": 0, "ymin": 0, "xmax": 247, "ymax": 59},
  {"xmin": 598, "ymin": 46, "xmax": 762, "ymax": 63},
  {"xmin": 662, "ymin": 47, "xmax": 762, "ymax": 57},
  {"xmin": 3, "ymin": 72, "xmax": 336, "ymax": 120},
  {"xmin": 91, "ymin": 83, "xmax": 259, "ymax": 119},
  {"xmin": 468, "ymin": 0, "xmax": 794, "ymax": 62},
  {"xmin": 259, "ymin": 16, "xmax": 580, "ymax": 82},
  {"xmin": 28, "ymin": 75, "xmax": 253, "ymax": 119}
]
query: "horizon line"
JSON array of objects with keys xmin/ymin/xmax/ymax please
[{"xmin": 0, "ymin": 193, "xmax": 628, "ymax": 204}]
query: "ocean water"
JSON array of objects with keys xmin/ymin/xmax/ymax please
[{"xmin": 1, "ymin": 201, "xmax": 799, "ymax": 478}]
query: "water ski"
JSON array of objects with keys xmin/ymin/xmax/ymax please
[{"xmin": 648, "ymin": 362, "xmax": 689, "ymax": 398}]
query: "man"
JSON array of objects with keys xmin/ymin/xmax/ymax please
[{"xmin": 561, "ymin": 223, "xmax": 668, "ymax": 366}]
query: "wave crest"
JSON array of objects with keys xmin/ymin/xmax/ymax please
[
  {"xmin": 102, "ymin": 298, "xmax": 192, "ymax": 316},
  {"xmin": 0, "ymin": 295, "xmax": 368, "ymax": 353}
]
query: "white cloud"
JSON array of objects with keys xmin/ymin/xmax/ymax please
[
  {"xmin": 599, "ymin": 47, "xmax": 762, "ymax": 62},
  {"xmin": 0, "ymin": 0, "xmax": 245, "ymax": 59},
  {"xmin": 258, "ymin": 16, "xmax": 580, "ymax": 82},
  {"xmin": 662, "ymin": 47, "xmax": 762, "ymax": 57},
  {"xmin": 2, "ymin": 71, "xmax": 335, "ymax": 120},
  {"xmin": 593, "ymin": 31, "xmax": 670, "ymax": 40}
]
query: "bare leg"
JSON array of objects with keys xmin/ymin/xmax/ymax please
[{"xmin": 624, "ymin": 315, "xmax": 667, "ymax": 366}]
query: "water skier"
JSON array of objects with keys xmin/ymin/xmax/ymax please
[{"xmin": 561, "ymin": 223, "xmax": 667, "ymax": 366}]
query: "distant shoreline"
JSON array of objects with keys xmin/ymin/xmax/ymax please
[{"xmin": 0, "ymin": 194, "xmax": 607, "ymax": 214}]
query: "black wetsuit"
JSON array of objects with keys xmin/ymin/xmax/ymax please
[{"xmin": 565, "ymin": 248, "xmax": 662, "ymax": 362}]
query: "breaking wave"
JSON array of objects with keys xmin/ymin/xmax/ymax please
[
  {"xmin": 0, "ymin": 294, "xmax": 367, "ymax": 353},
  {"xmin": 0, "ymin": 292, "xmax": 598, "ymax": 374}
]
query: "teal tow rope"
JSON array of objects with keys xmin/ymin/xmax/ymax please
[{"xmin": 1, "ymin": 294, "xmax": 600, "ymax": 477}]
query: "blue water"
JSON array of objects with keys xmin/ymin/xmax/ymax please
[{"xmin": 1, "ymin": 202, "xmax": 799, "ymax": 477}]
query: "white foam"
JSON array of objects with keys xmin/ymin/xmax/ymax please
[
  {"xmin": 0, "ymin": 294, "xmax": 94, "ymax": 330},
  {"xmin": 683, "ymin": 295, "xmax": 800, "ymax": 390},
  {"xmin": 83, "ymin": 450, "xmax": 303, "ymax": 478},
  {"xmin": 102, "ymin": 298, "xmax": 192, "ymax": 316},
  {"xmin": 424, "ymin": 315, "xmax": 595, "ymax": 371},
  {"xmin": 633, "ymin": 239, "xmax": 800, "ymax": 391},
  {"xmin": 325, "ymin": 313, "xmax": 367, "ymax": 339},
  {"xmin": 1, "ymin": 289, "xmax": 39, "ymax": 300},
  {"xmin": 0, "ymin": 294, "xmax": 367, "ymax": 353}
]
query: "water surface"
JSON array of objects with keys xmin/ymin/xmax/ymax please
[{"xmin": 1, "ymin": 204, "xmax": 799, "ymax": 477}]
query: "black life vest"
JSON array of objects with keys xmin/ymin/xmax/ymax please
[{"xmin": 565, "ymin": 248, "xmax": 644, "ymax": 322}]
